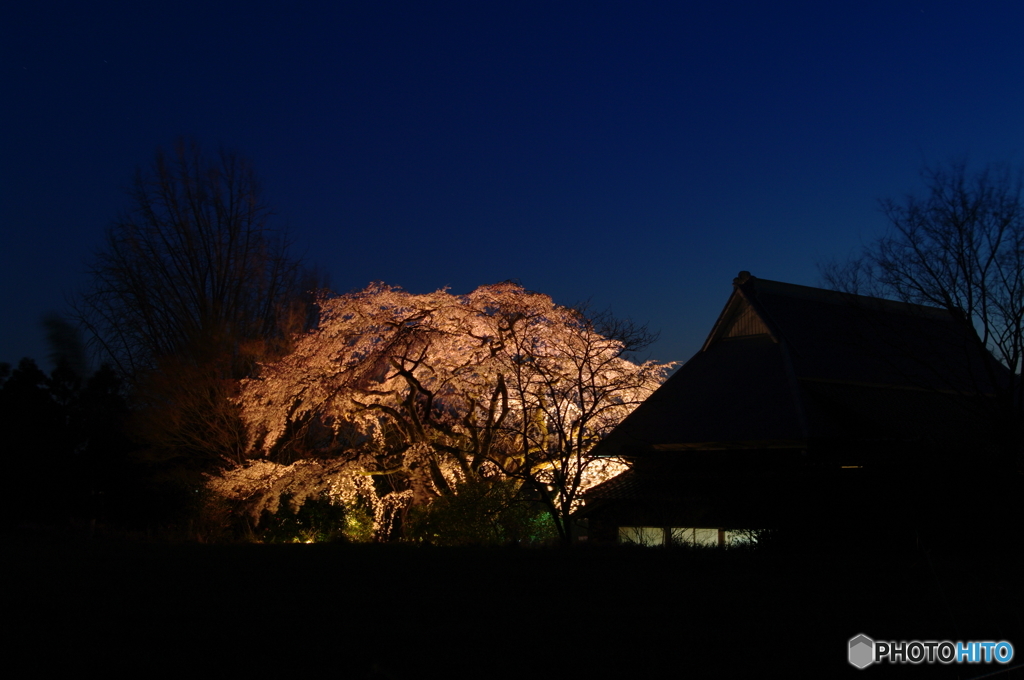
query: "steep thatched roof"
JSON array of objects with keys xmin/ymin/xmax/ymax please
[{"xmin": 592, "ymin": 272, "xmax": 1007, "ymax": 461}]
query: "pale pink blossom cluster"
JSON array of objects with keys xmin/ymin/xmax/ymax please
[{"xmin": 213, "ymin": 282, "xmax": 673, "ymax": 538}]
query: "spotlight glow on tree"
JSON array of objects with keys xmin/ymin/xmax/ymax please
[{"xmin": 219, "ymin": 282, "xmax": 673, "ymax": 542}]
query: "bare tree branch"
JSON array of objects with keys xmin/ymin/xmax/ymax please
[{"xmin": 821, "ymin": 159, "xmax": 1023, "ymax": 468}]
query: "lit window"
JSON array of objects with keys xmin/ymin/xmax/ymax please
[
  {"xmin": 670, "ymin": 527, "xmax": 720, "ymax": 546},
  {"xmin": 618, "ymin": 526, "xmax": 665, "ymax": 546},
  {"xmin": 619, "ymin": 526, "xmax": 760, "ymax": 547}
]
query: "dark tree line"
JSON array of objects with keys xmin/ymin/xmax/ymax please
[{"xmin": 0, "ymin": 356, "xmax": 139, "ymax": 529}]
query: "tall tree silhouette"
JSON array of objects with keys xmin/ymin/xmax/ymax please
[{"xmin": 76, "ymin": 140, "xmax": 317, "ymax": 471}]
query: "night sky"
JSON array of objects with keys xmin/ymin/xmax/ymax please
[{"xmin": 3, "ymin": 1, "xmax": 1023, "ymax": 369}]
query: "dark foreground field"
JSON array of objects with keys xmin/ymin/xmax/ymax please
[{"xmin": 5, "ymin": 535, "xmax": 1022, "ymax": 679}]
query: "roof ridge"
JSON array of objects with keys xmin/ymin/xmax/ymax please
[{"xmin": 742, "ymin": 274, "xmax": 954, "ymax": 320}]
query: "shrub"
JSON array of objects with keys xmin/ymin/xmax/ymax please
[
  {"xmin": 258, "ymin": 492, "xmax": 350, "ymax": 543},
  {"xmin": 406, "ymin": 479, "xmax": 557, "ymax": 546}
]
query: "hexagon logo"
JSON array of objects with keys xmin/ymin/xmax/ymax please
[{"xmin": 849, "ymin": 634, "xmax": 874, "ymax": 669}]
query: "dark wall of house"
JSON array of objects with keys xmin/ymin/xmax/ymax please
[{"xmin": 583, "ymin": 447, "xmax": 1021, "ymax": 549}]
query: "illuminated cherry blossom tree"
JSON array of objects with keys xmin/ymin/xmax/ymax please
[{"xmin": 222, "ymin": 282, "xmax": 673, "ymax": 542}]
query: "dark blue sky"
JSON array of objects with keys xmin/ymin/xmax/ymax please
[{"xmin": 3, "ymin": 1, "xmax": 1023, "ymax": 368}]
